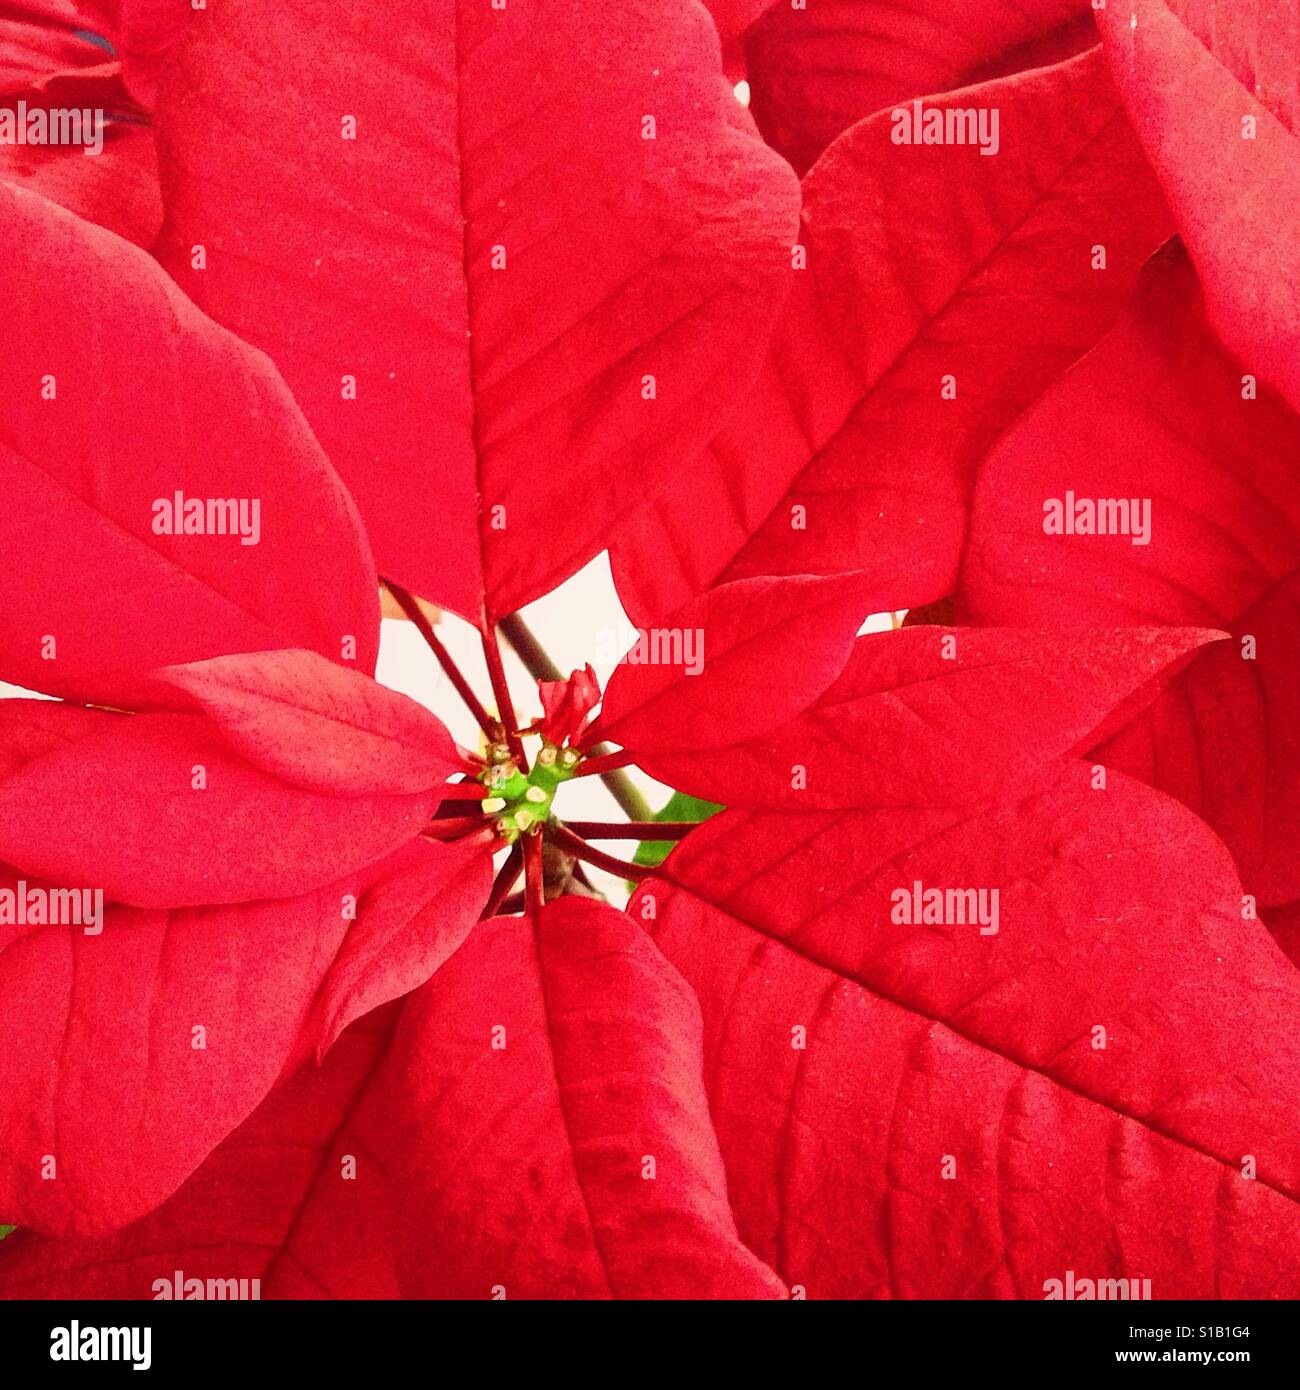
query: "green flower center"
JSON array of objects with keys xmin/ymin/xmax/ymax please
[{"xmin": 479, "ymin": 741, "xmax": 581, "ymax": 843}]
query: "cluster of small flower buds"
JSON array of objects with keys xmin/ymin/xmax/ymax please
[{"xmin": 479, "ymin": 740, "xmax": 581, "ymax": 843}]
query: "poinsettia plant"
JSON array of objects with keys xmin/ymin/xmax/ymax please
[{"xmin": 0, "ymin": 0, "xmax": 1297, "ymax": 1303}]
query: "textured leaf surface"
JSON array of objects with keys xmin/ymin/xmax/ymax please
[
  {"xmin": 700, "ymin": 0, "xmax": 776, "ymax": 44},
  {"xmin": 637, "ymin": 764, "xmax": 1300, "ymax": 1298},
  {"xmin": 115, "ymin": 0, "xmax": 193, "ymax": 106},
  {"xmin": 1098, "ymin": 0, "xmax": 1300, "ymax": 413},
  {"xmin": 380, "ymin": 898, "xmax": 786, "ymax": 1299},
  {"xmin": 154, "ymin": 649, "xmax": 463, "ymax": 796},
  {"xmin": 0, "ymin": 704, "xmax": 433, "ymax": 907},
  {"xmin": 745, "ymin": 0, "xmax": 1094, "ymax": 172},
  {"xmin": 597, "ymin": 574, "xmax": 873, "ymax": 754},
  {"xmin": 613, "ymin": 50, "xmax": 1170, "ymax": 626},
  {"xmin": 0, "ymin": 773, "xmax": 488, "ymax": 1239},
  {"xmin": 0, "ymin": 1007, "xmax": 404, "ymax": 1290},
  {"xmin": 310, "ymin": 835, "xmax": 493, "ymax": 1059},
  {"xmin": 0, "ymin": 2, "xmax": 110, "ymax": 89},
  {"xmin": 0, "ymin": 902, "xmax": 785, "ymax": 1296},
  {"xmin": 0, "ymin": 180, "xmax": 379, "ymax": 706},
  {"xmin": 958, "ymin": 242, "xmax": 1300, "ymax": 937},
  {"xmin": 153, "ymin": 0, "xmax": 800, "ymax": 623},
  {"xmin": 0, "ymin": 112, "xmax": 162, "ymax": 246},
  {"xmin": 635, "ymin": 625, "xmax": 1224, "ymax": 810},
  {"xmin": 0, "ymin": 862, "xmax": 364, "ymax": 1236}
]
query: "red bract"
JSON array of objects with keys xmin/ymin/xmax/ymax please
[
  {"xmin": 596, "ymin": 572, "xmax": 880, "ymax": 752},
  {"xmin": 0, "ymin": 0, "xmax": 1296, "ymax": 1307},
  {"xmin": 0, "ymin": 151, "xmax": 494, "ymax": 1233},
  {"xmin": 0, "ymin": 901, "xmax": 787, "ymax": 1298},
  {"xmin": 0, "ymin": 4, "xmax": 162, "ymax": 244},
  {"xmin": 0, "ymin": 704, "xmax": 437, "ymax": 905},
  {"xmin": 112, "ymin": 0, "xmax": 192, "ymax": 107},
  {"xmin": 152, "ymin": 649, "xmax": 465, "ymax": 797},
  {"xmin": 1097, "ymin": 0, "xmax": 1300, "ymax": 414},
  {"xmin": 612, "ymin": 47, "xmax": 1171, "ymax": 626},
  {"xmin": 146, "ymin": 0, "xmax": 801, "ymax": 625},
  {"xmin": 0, "ymin": 180, "xmax": 379, "ymax": 704},
  {"xmin": 625, "ymin": 624, "xmax": 1224, "ymax": 810},
  {"xmin": 634, "ymin": 765, "xmax": 1300, "ymax": 1298},
  {"xmin": 957, "ymin": 241, "xmax": 1300, "ymax": 965},
  {"xmin": 0, "ymin": 833, "xmax": 491, "ymax": 1234},
  {"xmin": 0, "ymin": 2, "xmax": 112, "ymax": 89},
  {"xmin": 744, "ymin": 0, "xmax": 1096, "ymax": 173},
  {"xmin": 0, "ymin": 1005, "xmax": 407, "ymax": 1296}
]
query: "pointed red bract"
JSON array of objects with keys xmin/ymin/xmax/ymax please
[
  {"xmin": 0, "ymin": 825, "xmax": 490, "ymax": 1238},
  {"xmin": 745, "ymin": 0, "xmax": 1094, "ymax": 172},
  {"xmin": 0, "ymin": 1007, "xmax": 404, "ymax": 1292},
  {"xmin": 153, "ymin": 649, "xmax": 464, "ymax": 796},
  {"xmin": 2, "ymin": 901, "xmax": 787, "ymax": 1296},
  {"xmin": 377, "ymin": 898, "xmax": 786, "ymax": 1299},
  {"xmin": 0, "ymin": 0, "xmax": 1293, "ymax": 1306},
  {"xmin": 613, "ymin": 50, "xmax": 1170, "ymax": 626},
  {"xmin": 0, "ymin": 863, "xmax": 362, "ymax": 1236},
  {"xmin": 597, "ymin": 573, "xmax": 873, "ymax": 754},
  {"xmin": 310, "ymin": 836, "xmax": 493, "ymax": 1059},
  {"xmin": 633, "ymin": 625, "xmax": 1223, "ymax": 810},
  {"xmin": 0, "ymin": 181, "xmax": 380, "ymax": 705},
  {"xmin": 957, "ymin": 242, "xmax": 1300, "ymax": 953},
  {"xmin": 1097, "ymin": 0, "xmax": 1300, "ymax": 414},
  {"xmin": 151, "ymin": 0, "xmax": 800, "ymax": 624},
  {"xmin": 0, "ymin": 704, "xmax": 433, "ymax": 907},
  {"xmin": 637, "ymin": 764, "xmax": 1300, "ymax": 1298}
]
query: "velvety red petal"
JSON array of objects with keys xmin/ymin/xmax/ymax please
[
  {"xmin": 958, "ymin": 240, "xmax": 1300, "ymax": 952},
  {"xmin": 637, "ymin": 625, "xmax": 1223, "ymax": 809},
  {"xmin": 152, "ymin": 649, "xmax": 464, "ymax": 797},
  {"xmin": 0, "ymin": 2, "xmax": 110, "ymax": 90},
  {"xmin": 151, "ymin": 0, "xmax": 800, "ymax": 624},
  {"xmin": 638, "ymin": 764, "xmax": 1300, "ymax": 1297},
  {"xmin": 0, "ymin": 705, "xmax": 432, "ymax": 907},
  {"xmin": 0, "ymin": 864, "xmax": 361, "ymax": 1235},
  {"xmin": 613, "ymin": 49, "xmax": 1170, "ymax": 626},
  {"xmin": 0, "ymin": 1006, "xmax": 404, "ymax": 1291},
  {"xmin": 597, "ymin": 573, "xmax": 874, "ymax": 754},
  {"xmin": 379, "ymin": 899, "xmax": 786, "ymax": 1298},
  {"xmin": 1097, "ymin": 0, "xmax": 1300, "ymax": 414},
  {"xmin": 745, "ymin": 0, "xmax": 1094, "ymax": 173},
  {"xmin": 0, "ymin": 180, "xmax": 379, "ymax": 707},
  {"xmin": 310, "ymin": 835, "xmax": 493, "ymax": 1060}
]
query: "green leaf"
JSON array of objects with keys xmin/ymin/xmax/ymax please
[
  {"xmin": 0, "ymin": 1225, "xmax": 14, "ymax": 1241},
  {"xmin": 633, "ymin": 790, "xmax": 722, "ymax": 869}
]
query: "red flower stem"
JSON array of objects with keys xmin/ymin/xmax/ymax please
[
  {"xmin": 420, "ymin": 815, "xmax": 488, "ymax": 841},
  {"xmin": 441, "ymin": 779, "xmax": 488, "ymax": 802},
  {"xmin": 499, "ymin": 612, "xmax": 651, "ymax": 822},
  {"xmin": 548, "ymin": 823, "xmax": 660, "ymax": 881},
  {"xmin": 522, "ymin": 830, "xmax": 545, "ymax": 913},
  {"xmin": 456, "ymin": 745, "xmax": 487, "ymax": 772},
  {"xmin": 384, "ymin": 580, "xmax": 498, "ymax": 739},
  {"xmin": 481, "ymin": 842, "xmax": 523, "ymax": 918},
  {"xmin": 481, "ymin": 621, "xmax": 527, "ymax": 767},
  {"xmin": 572, "ymin": 748, "xmax": 638, "ymax": 779},
  {"xmin": 561, "ymin": 820, "xmax": 696, "ymax": 841}
]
